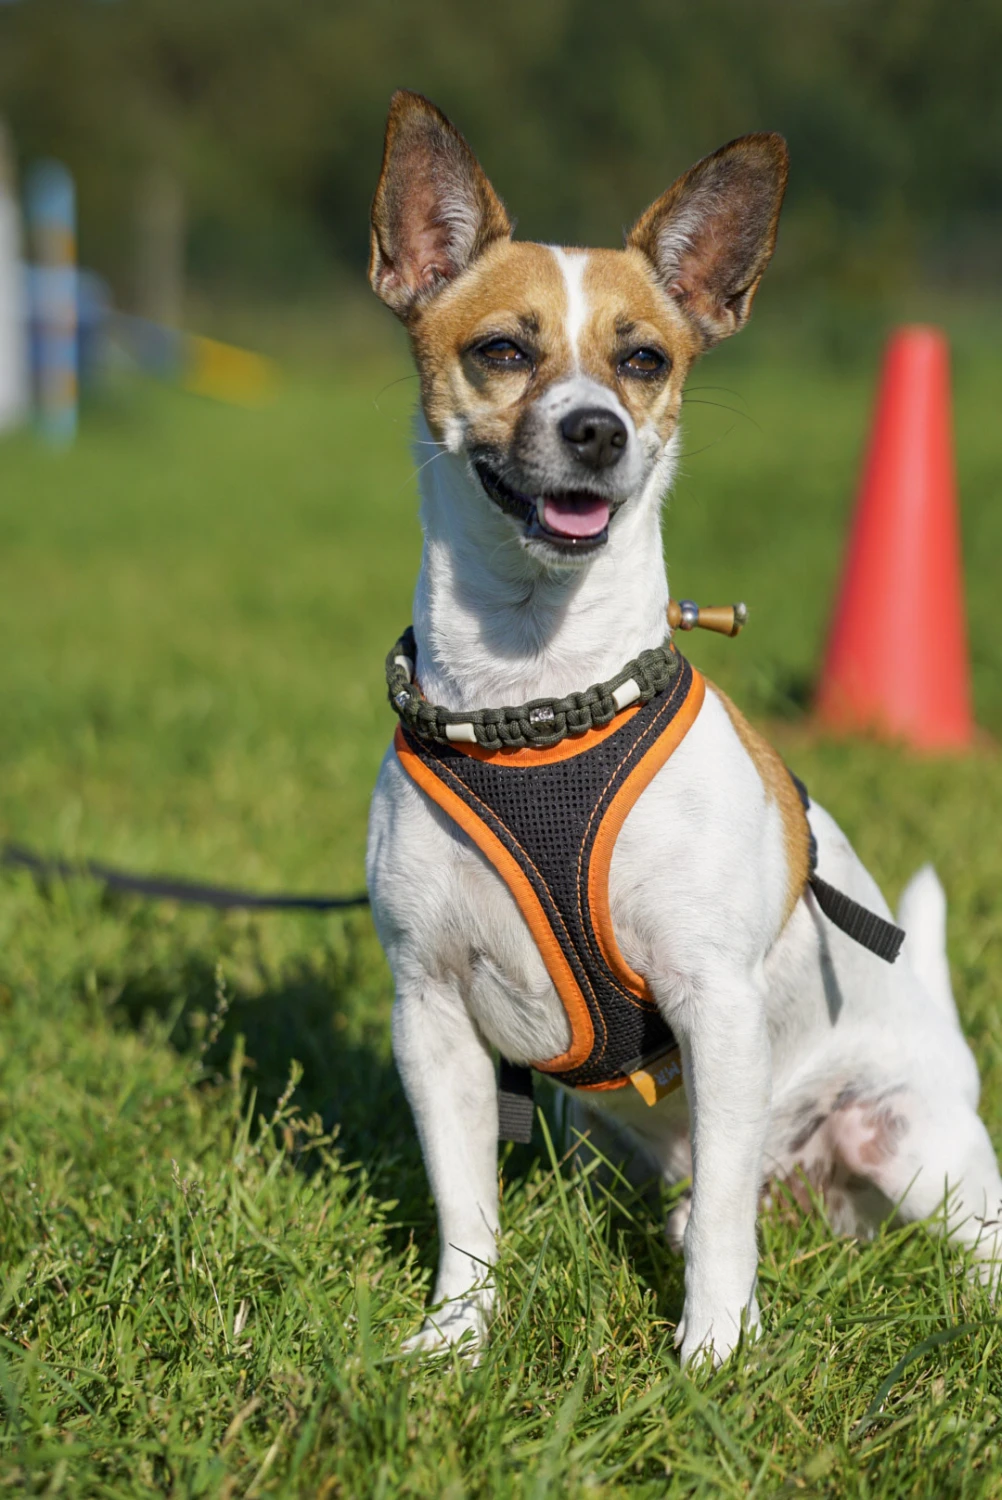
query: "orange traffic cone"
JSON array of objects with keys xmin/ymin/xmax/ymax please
[{"xmin": 815, "ymin": 326, "xmax": 973, "ymax": 751}]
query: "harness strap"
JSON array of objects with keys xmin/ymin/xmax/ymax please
[
  {"xmin": 809, "ymin": 874, "xmax": 905, "ymax": 963},
  {"xmin": 788, "ymin": 773, "xmax": 905, "ymax": 963},
  {"xmin": 498, "ymin": 1058, "xmax": 535, "ymax": 1144}
]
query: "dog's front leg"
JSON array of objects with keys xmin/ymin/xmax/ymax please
[
  {"xmin": 673, "ymin": 970, "xmax": 771, "ymax": 1368},
  {"xmin": 392, "ymin": 973, "xmax": 500, "ymax": 1355}
]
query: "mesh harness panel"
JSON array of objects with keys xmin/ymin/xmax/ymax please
[{"xmin": 396, "ymin": 653, "xmax": 699, "ymax": 1092}]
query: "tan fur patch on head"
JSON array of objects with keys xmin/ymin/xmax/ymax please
[
  {"xmin": 410, "ymin": 241, "xmax": 571, "ymax": 440},
  {"xmin": 708, "ymin": 682, "xmax": 811, "ymax": 926},
  {"xmin": 579, "ymin": 248, "xmax": 699, "ymax": 442}
]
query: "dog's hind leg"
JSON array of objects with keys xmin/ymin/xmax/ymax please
[
  {"xmin": 832, "ymin": 1089, "xmax": 1002, "ymax": 1285},
  {"xmin": 391, "ymin": 975, "xmax": 500, "ymax": 1354}
]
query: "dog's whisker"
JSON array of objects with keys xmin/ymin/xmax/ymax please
[
  {"xmin": 681, "ymin": 423, "xmax": 738, "ymax": 458},
  {"xmin": 397, "ymin": 447, "xmax": 451, "ymax": 494},
  {"xmin": 681, "ymin": 398, "xmax": 762, "ymax": 433},
  {"xmin": 373, "ymin": 372, "xmax": 420, "ymax": 409},
  {"xmin": 684, "ymin": 384, "xmax": 750, "ymax": 401}
]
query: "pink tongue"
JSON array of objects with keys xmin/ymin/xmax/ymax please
[{"xmin": 541, "ymin": 495, "xmax": 610, "ymax": 539}]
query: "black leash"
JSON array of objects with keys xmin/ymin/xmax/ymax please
[{"xmin": 0, "ymin": 842, "xmax": 371, "ymax": 912}]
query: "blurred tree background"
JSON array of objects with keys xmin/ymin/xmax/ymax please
[{"xmin": 1, "ymin": 0, "xmax": 1000, "ymax": 334}]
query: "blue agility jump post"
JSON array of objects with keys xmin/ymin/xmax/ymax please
[
  {"xmin": 26, "ymin": 159, "xmax": 77, "ymax": 446},
  {"xmin": 0, "ymin": 121, "xmax": 29, "ymax": 435}
]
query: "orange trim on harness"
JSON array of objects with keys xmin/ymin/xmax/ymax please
[
  {"xmin": 588, "ymin": 670, "xmax": 706, "ymax": 1000},
  {"xmin": 394, "ymin": 725, "xmax": 595, "ymax": 1072}
]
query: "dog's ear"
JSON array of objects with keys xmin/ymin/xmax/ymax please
[
  {"xmin": 369, "ymin": 91, "xmax": 512, "ymax": 320},
  {"xmin": 627, "ymin": 134, "xmax": 789, "ymax": 349}
]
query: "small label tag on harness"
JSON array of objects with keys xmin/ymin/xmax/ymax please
[{"xmin": 628, "ymin": 1048, "xmax": 684, "ymax": 1106}]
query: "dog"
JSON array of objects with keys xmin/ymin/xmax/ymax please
[{"xmin": 364, "ymin": 89, "xmax": 1002, "ymax": 1366}]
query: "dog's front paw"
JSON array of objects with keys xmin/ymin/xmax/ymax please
[
  {"xmin": 401, "ymin": 1299, "xmax": 486, "ymax": 1360},
  {"xmin": 665, "ymin": 1191, "xmax": 692, "ymax": 1255},
  {"xmin": 675, "ymin": 1295, "xmax": 761, "ymax": 1369}
]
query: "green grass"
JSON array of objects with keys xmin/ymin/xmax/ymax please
[{"xmin": 2, "ymin": 302, "xmax": 1002, "ymax": 1496}]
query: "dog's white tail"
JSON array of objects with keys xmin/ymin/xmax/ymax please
[{"xmin": 897, "ymin": 864, "xmax": 958, "ymax": 1021}]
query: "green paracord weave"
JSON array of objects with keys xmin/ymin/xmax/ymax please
[{"xmin": 386, "ymin": 625, "xmax": 681, "ymax": 750}]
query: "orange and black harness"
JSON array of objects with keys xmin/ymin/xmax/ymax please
[{"xmin": 387, "ymin": 625, "xmax": 904, "ymax": 1143}]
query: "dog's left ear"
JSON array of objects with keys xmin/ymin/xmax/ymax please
[
  {"xmin": 627, "ymin": 134, "xmax": 789, "ymax": 349},
  {"xmin": 370, "ymin": 90, "xmax": 512, "ymax": 320}
]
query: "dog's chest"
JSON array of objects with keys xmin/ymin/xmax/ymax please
[{"xmin": 456, "ymin": 854, "xmax": 573, "ymax": 1064}]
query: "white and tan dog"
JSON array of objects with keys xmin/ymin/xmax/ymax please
[{"xmin": 364, "ymin": 90, "xmax": 1002, "ymax": 1366}]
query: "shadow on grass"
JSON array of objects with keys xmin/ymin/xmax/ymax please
[
  {"xmin": 73, "ymin": 897, "xmax": 686, "ymax": 1318},
  {"xmin": 71, "ymin": 906, "xmax": 430, "ymax": 1233}
]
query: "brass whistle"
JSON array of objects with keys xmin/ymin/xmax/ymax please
[{"xmin": 667, "ymin": 599, "xmax": 748, "ymax": 638}]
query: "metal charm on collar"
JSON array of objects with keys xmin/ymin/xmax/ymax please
[{"xmin": 667, "ymin": 599, "xmax": 748, "ymax": 636}]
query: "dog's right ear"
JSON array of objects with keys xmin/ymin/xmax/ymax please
[{"xmin": 369, "ymin": 91, "xmax": 512, "ymax": 320}]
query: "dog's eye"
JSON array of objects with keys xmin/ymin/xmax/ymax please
[
  {"xmin": 477, "ymin": 338, "xmax": 527, "ymax": 364},
  {"xmin": 620, "ymin": 347, "xmax": 668, "ymax": 378}
]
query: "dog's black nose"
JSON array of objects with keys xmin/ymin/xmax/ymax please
[{"xmin": 559, "ymin": 407, "xmax": 627, "ymax": 469}]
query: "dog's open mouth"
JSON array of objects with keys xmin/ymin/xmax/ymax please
[{"xmin": 475, "ymin": 463, "xmax": 611, "ymax": 551}]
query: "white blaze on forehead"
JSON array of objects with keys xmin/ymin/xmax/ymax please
[{"xmin": 550, "ymin": 247, "xmax": 589, "ymax": 369}]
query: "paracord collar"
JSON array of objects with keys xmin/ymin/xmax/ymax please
[{"xmin": 385, "ymin": 625, "xmax": 682, "ymax": 751}]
